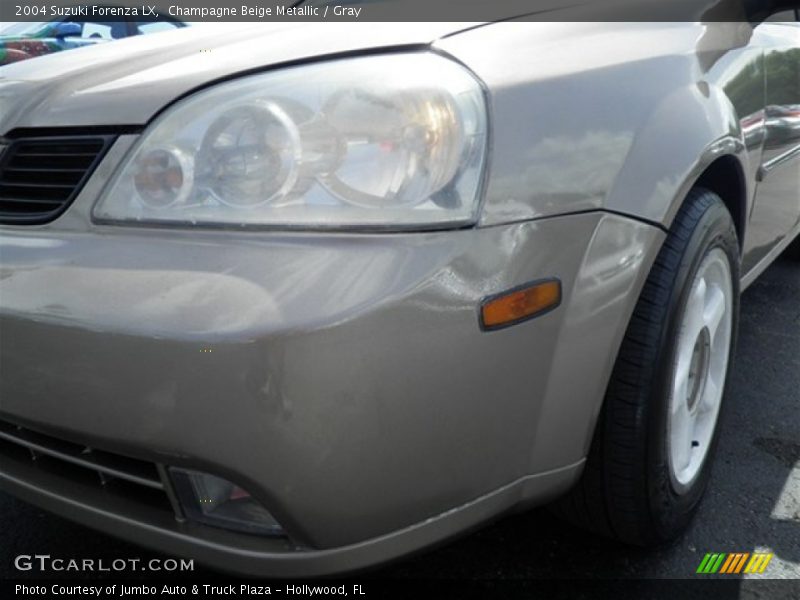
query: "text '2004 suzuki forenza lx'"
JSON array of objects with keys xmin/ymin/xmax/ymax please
[{"xmin": 0, "ymin": 10, "xmax": 799, "ymax": 576}]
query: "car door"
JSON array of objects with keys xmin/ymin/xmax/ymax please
[{"xmin": 744, "ymin": 12, "xmax": 800, "ymax": 273}]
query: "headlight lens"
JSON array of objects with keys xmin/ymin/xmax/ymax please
[{"xmin": 94, "ymin": 54, "xmax": 488, "ymax": 230}]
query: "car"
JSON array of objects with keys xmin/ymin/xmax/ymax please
[
  {"xmin": 766, "ymin": 103, "xmax": 800, "ymax": 146},
  {"xmin": 0, "ymin": 16, "xmax": 185, "ymax": 65},
  {"xmin": 0, "ymin": 11, "xmax": 798, "ymax": 577}
]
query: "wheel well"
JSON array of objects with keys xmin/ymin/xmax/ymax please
[{"xmin": 692, "ymin": 156, "xmax": 746, "ymax": 251}]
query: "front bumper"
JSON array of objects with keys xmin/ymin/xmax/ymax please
[{"xmin": 0, "ymin": 157, "xmax": 664, "ymax": 573}]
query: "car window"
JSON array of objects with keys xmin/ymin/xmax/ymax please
[
  {"xmin": 0, "ymin": 20, "xmax": 128, "ymax": 39},
  {"xmin": 80, "ymin": 22, "xmax": 114, "ymax": 39},
  {"xmin": 135, "ymin": 21, "xmax": 182, "ymax": 35},
  {"xmin": 57, "ymin": 21, "xmax": 130, "ymax": 40}
]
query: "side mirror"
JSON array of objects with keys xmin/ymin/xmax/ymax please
[{"xmin": 52, "ymin": 22, "xmax": 82, "ymax": 38}]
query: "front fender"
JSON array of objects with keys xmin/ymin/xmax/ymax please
[
  {"xmin": 606, "ymin": 82, "xmax": 756, "ymax": 230},
  {"xmin": 436, "ymin": 22, "xmax": 763, "ymax": 229}
]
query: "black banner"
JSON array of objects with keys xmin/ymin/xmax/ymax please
[
  {"xmin": 5, "ymin": 579, "xmax": 800, "ymax": 600},
  {"xmin": 2, "ymin": 0, "xmax": 800, "ymax": 23}
]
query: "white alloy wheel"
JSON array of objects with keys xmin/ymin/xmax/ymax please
[{"xmin": 667, "ymin": 247, "xmax": 733, "ymax": 492}]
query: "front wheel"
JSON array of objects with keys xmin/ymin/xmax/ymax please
[
  {"xmin": 553, "ymin": 188, "xmax": 740, "ymax": 545},
  {"xmin": 785, "ymin": 234, "xmax": 800, "ymax": 260}
]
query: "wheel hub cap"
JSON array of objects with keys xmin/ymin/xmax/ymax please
[{"xmin": 667, "ymin": 248, "xmax": 733, "ymax": 491}]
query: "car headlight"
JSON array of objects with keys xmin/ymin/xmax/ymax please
[{"xmin": 94, "ymin": 53, "xmax": 488, "ymax": 230}]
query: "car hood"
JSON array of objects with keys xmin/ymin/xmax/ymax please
[{"xmin": 0, "ymin": 23, "xmax": 484, "ymax": 134}]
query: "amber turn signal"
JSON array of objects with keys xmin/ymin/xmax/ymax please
[{"xmin": 480, "ymin": 279, "xmax": 562, "ymax": 331}]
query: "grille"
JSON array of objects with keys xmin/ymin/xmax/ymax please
[
  {"xmin": 0, "ymin": 418, "xmax": 174, "ymax": 513},
  {"xmin": 0, "ymin": 136, "xmax": 113, "ymax": 224}
]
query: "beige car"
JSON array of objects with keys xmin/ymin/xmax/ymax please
[{"xmin": 0, "ymin": 12, "xmax": 798, "ymax": 576}]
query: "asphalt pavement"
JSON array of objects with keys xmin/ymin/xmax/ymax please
[{"xmin": 1, "ymin": 251, "xmax": 798, "ymax": 586}]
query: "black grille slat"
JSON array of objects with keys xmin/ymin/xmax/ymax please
[
  {"xmin": 0, "ymin": 181, "xmax": 76, "ymax": 190},
  {"xmin": 0, "ymin": 135, "xmax": 114, "ymax": 224},
  {"xmin": 0, "ymin": 183, "xmax": 76, "ymax": 202},
  {"xmin": 91, "ymin": 449, "xmax": 165, "ymax": 488},
  {"xmin": 10, "ymin": 155, "xmax": 98, "ymax": 170},
  {"xmin": 5, "ymin": 165, "xmax": 87, "ymax": 171},
  {"xmin": 14, "ymin": 140, "xmax": 105, "ymax": 153},
  {"xmin": 0, "ymin": 198, "xmax": 66, "ymax": 207},
  {"xmin": 14, "ymin": 151, "xmax": 101, "ymax": 158},
  {"xmin": 4, "ymin": 167, "xmax": 87, "ymax": 186}
]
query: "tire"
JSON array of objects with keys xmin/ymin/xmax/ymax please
[
  {"xmin": 785, "ymin": 234, "xmax": 800, "ymax": 260},
  {"xmin": 553, "ymin": 188, "xmax": 740, "ymax": 546}
]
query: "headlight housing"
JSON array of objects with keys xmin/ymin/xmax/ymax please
[{"xmin": 94, "ymin": 53, "xmax": 488, "ymax": 230}]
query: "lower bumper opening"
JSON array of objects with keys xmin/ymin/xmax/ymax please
[
  {"xmin": 0, "ymin": 417, "xmax": 175, "ymax": 514},
  {"xmin": 0, "ymin": 417, "xmax": 288, "ymax": 543}
]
